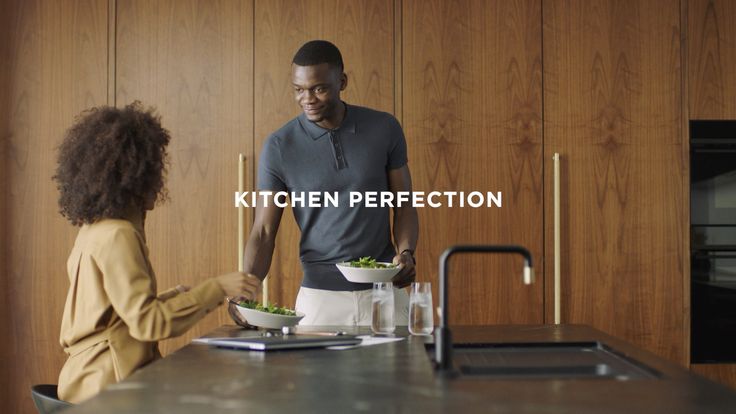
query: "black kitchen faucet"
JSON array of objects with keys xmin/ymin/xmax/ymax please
[{"xmin": 434, "ymin": 245, "xmax": 535, "ymax": 373}]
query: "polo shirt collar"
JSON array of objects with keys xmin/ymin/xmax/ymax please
[{"xmin": 298, "ymin": 101, "xmax": 356, "ymax": 140}]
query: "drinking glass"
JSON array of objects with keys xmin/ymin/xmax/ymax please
[
  {"xmin": 409, "ymin": 282, "xmax": 434, "ymax": 335},
  {"xmin": 371, "ymin": 282, "xmax": 395, "ymax": 334}
]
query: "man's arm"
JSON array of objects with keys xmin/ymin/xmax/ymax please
[
  {"xmin": 229, "ymin": 199, "xmax": 283, "ymax": 326},
  {"xmin": 388, "ymin": 165, "xmax": 419, "ymax": 288},
  {"xmin": 243, "ymin": 198, "xmax": 284, "ymax": 280}
]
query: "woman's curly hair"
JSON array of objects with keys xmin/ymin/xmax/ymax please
[{"xmin": 53, "ymin": 101, "xmax": 170, "ymax": 226}]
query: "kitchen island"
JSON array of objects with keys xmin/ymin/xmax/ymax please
[{"xmin": 63, "ymin": 325, "xmax": 736, "ymax": 413}]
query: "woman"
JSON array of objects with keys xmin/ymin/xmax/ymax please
[{"xmin": 53, "ymin": 102, "xmax": 260, "ymax": 403}]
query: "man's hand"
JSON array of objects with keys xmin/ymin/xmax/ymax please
[
  {"xmin": 391, "ymin": 251, "xmax": 416, "ymax": 288},
  {"xmin": 228, "ymin": 299, "xmax": 258, "ymax": 329},
  {"xmin": 221, "ymin": 272, "xmax": 261, "ymax": 329}
]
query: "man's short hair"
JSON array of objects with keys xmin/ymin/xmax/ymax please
[{"xmin": 292, "ymin": 40, "xmax": 344, "ymax": 71}]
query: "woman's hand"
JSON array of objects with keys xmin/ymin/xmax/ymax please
[
  {"xmin": 220, "ymin": 273, "xmax": 261, "ymax": 329},
  {"xmin": 216, "ymin": 272, "xmax": 260, "ymax": 300}
]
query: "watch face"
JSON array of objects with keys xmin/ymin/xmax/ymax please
[{"xmin": 401, "ymin": 250, "xmax": 415, "ymax": 262}]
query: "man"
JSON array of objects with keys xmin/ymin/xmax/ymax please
[{"xmin": 242, "ymin": 40, "xmax": 418, "ymax": 325}]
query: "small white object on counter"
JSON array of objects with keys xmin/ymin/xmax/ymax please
[{"xmin": 327, "ymin": 335, "xmax": 404, "ymax": 350}]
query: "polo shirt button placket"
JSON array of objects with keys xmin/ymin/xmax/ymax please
[{"xmin": 330, "ymin": 131, "xmax": 347, "ymax": 170}]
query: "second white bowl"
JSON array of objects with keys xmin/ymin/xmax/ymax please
[{"xmin": 335, "ymin": 262, "xmax": 401, "ymax": 283}]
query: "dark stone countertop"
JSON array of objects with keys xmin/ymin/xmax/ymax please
[{"xmin": 64, "ymin": 324, "xmax": 736, "ymax": 413}]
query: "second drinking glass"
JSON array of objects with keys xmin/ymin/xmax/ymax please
[{"xmin": 409, "ymin": 282, "xmax": 434, "ymax": 335}]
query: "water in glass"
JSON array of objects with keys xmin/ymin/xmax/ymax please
[
  {"xmin": 371, "ymin": 282, "xmax": 395, "ymax": 334},
  {"xmin": 409, "ymin": 282, "xmax": 434, "ymax": 335}
]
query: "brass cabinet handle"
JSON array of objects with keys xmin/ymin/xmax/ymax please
[
  {"xmin": 553, "ymin": 153, "xmax": 561, "ymax": 325},
  {"xmin": 238, "ymin": 153, "xmax": 246, "ymax": 272},
  {"xmin": 238, "ymin": 153, "xmax": 269, "ymax": 304}
]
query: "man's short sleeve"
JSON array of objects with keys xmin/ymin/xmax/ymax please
[
  {"xmin": 387, "ymin": 116, "xmax": 408, "ymax": 170},
  {"xmin": 257, "ymin": 135, "xmax": 287, "ymax": 191}
]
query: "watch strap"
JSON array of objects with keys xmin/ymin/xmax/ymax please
[{"xmin": 400, "ymin": 248, "xmax": 415, "ymax": 264}]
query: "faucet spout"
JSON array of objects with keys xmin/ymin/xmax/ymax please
[{"xmin": 435, "ymin": 245, "xmax": 535, "ymax": 373}]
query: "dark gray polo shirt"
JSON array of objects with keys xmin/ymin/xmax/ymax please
[{"xmin": 257, "ymin": 103, "xmax": 407, "ymax": 291}]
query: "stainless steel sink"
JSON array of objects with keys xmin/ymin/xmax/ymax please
[{"xmin": 432, "ymin": 342, "xmax": 660, "ymax": 380}]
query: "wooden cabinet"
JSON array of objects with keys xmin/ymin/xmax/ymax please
[
  {"xmin": 543, "ymin": 0, "xmax": 687, "ymax": 365},
  {"xmin": 691, "ymin": 364, "xmax": 736, "ymax": 391},
  {"xmin": 4, "ymin": 1, "xmax": 725, "ymax": 412},
  {"xmin": 254, "ymin": 0, "xmax": 546, "ymax": 326},
  {"xmin": 689, "ymin": 0, "xmax": 736, "ymax": 119},
  {"xmin": 403, "ymin": 0, "xmax": 544, "ymax": 325},
  {"xmin": 687, "ymin": 0, "xmax": 736, "ymax": 389},
  {"xmin": 251, "ymin": 0, "xmax": 690, "ymax": 361},
  {"xmin": 1, "ymin": 2, "xmax": 109, "ymax": 412},
  {"xmin": 115, "ymin": 0, "xmax": 255, "ymax": 355},
  {"xmin": 253, "ymin": 0, "xmax": 397, "ymax": 308},
  {"xmin": 403, "ymin": 0, "xmax": 688, "ymax": 367}
]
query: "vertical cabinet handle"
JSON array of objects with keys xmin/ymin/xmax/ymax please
[
  {"xmin": 238, "ymin": 154, "xmax": 246, "ymax": 272},
  {"xmin": 238, "ymin": 153, "xmax": 269, "ymax": 304},
  {"xmin": 553, "ymin": 153, "xmax": 561, "ymax": 325}
]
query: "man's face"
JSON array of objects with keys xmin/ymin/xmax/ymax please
[{"xmin": 291, "ymin": 63, "xmax": 346, "ymax": 125}]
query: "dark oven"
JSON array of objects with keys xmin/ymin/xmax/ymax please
[{"xmin": 690, "ymin": 120, "xmax": 736, "ymax": 363}]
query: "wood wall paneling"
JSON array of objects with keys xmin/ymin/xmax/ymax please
[
  {"xmin": 687, "ymin": 0, "xmax": 736, "ymax": 390},
  {"xmin": 0, "ymin": 1, "xmax": 706, "ymax": 412},
  {"xmin": 543, "ymin": 0, "xmax": 686, "ymax": 363},
  {"xmin": 403, "ymin": 0, "xmax": 544, "ymax": 325},
  {"xmin": 0, "ymin": 0, "xmax": 11, "ymax": 409},
  {"xmin": 689, "ymin": 0, "xmax": 736, "ymax": 119},
  {"xmin": 680, "ymin": 0, "xmax": 691, "ymax": 367},
  {"xmin": 254, "ymin": 0, "xmax": 395, "ymax": 309},
  {"xmin": 691, "ymin": 364, "xmax": 736, "ymax": 391},
  {"xmin": 2, "ymin": 1, "xmax": 109, "ymax": 413},
  {"xmin": 115, "ymin": 0, "xmax": 254, "ymax": 356}
]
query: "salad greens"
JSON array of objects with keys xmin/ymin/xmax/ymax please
[
  {"xmin": 238, "ymin": 300, "xmax": 297, "ymax": 316},
  {"xmin": 349, "ymin": 256, "xmax": 397, "ymax": 269}
]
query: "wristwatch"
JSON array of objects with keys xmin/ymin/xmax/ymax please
[{"xmin": 400, "ymin": 248, "xmax": 416, "ymax": 264}]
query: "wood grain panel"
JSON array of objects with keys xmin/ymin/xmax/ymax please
[
  {"xmin": 254, "ymin": 0, "xmax": 394, "ymax": 309},
  {"xmin": 115, "ymin": 0, "xmax": 253, "ymax": 356},
  {"xmin": 0, "ymin": 0, "xmax": 12, "ymax": 408},
  {"xmin": 680, "ymin": 0, "xmax": 691, "ymax": 364},
  {"xmin": 1, "ymin": 1, "xmax": 108, "ymax": 412},
  {"xmin": 404, "ymin": 0, "xmax": 544, "ymax": 325},
  {"xmin": 689, "ymin": 0, "xmax": 736, "ymax": 119},
  {"xmin": 691, "ymin": 364, "xmax": 736, "ymax": 390},
  {"xmin": 543, "ymin": 0, "xmax": 686, "ymax": 363}
]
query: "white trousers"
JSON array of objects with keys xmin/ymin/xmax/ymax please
[{"xmin": 295, "ymin": 286, "xmax": 409, "ymax": 326}]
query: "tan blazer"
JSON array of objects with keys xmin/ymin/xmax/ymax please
[{"xmin": 58, "ymin": 213, "xmax": 224, "ymax": 403}]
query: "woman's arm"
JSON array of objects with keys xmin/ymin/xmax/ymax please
[{"xmin": 96, "ymin": 226, "xmax": 237, "ymax": 342}]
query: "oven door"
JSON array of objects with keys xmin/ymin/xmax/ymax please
[
  {"xmin": 690, "ymin": 135, "xmax": 736, "ymax": 362},
  {"xmin": 691, "ymin": 144, "xmax": 736, "ymax": 225}
]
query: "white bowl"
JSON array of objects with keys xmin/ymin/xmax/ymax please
[
  {"xmin": 235, "ymin": 305, "xmax": 305, "ymax": 330},
  {"xmin": 335, "ymin": 262, "xmax": 401, "ymax": 283}
]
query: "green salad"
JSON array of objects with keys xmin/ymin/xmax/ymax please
[
  {"xmin": 349, "ymin": 256, "xmax": 397, "ymax": 269},
  {"xmin": 238, "ymin": 300, "xmax": 297, "ymax": 316}
]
